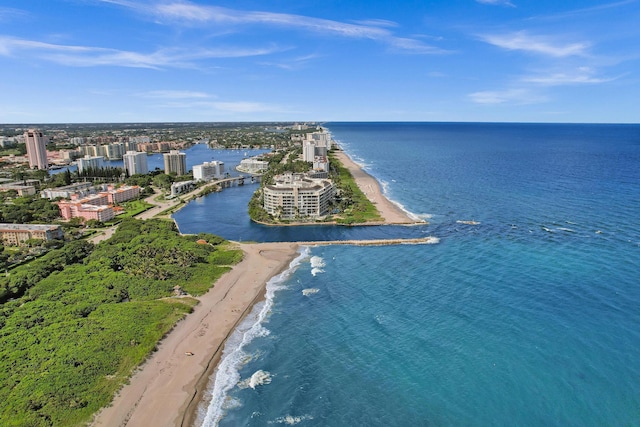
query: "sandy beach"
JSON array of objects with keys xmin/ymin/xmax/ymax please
[
  {"xmin": 332, "ymin": 149, "xmax": 419, "ymax": 224},
  {"xmin": 90, "ymin": 149, "xmax": 422, "ymax": 427},
  {"xmin": 90, "ymin": 242, "xmax": 300, "ymax": 427}
]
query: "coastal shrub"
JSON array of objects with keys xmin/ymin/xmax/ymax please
[{"xmin": 0, "ymin": 218, "xmax": 240, "ymax": 426}]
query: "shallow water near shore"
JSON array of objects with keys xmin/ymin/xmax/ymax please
[{"xmin": 182, "ymin": 122, "xmax": 640, "ymax": 426}]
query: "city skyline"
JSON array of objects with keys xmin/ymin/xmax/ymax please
[{"xmin": 1, "ymin": 1, "xmax": 639, "ymax": 124}]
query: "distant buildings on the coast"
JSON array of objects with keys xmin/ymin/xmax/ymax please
[
  {"xmin": 1, "ymin": 124, "xmax": 340, "ymax": 225},
  {"xmin": 260, "ymin": 128, "xmax": 337, "ymax": 220},
  {"xmin": 302, "ymin": 130, "xmax": 331, "ymax": 174}
]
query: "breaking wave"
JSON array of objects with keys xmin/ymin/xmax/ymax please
[{"xmin": 197, "ymin": 247, "xmax": 310, "ymax": 427}]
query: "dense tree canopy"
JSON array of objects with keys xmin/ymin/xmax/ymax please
[{"xmin": 0, "ymin": 218, "xmax": 241, "ymax": 426}]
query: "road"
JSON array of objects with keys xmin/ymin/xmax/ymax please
[
  {"xmin": 87, "ymin": 189, "xmax": 181, "ymax": 244},
  {"xmin": 86, "ymin": 179, "xmax": 230, "ymax": 244}
]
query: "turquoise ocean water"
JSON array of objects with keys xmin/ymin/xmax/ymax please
[{"xmin": 173, "ymin": 123, "xmax": 640, "ymax": 426}]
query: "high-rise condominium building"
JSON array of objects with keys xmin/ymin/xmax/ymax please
[
  {"xmin": 77, "ymin": 155, "xmax": 105, "ymax": 173},
  {"xmin": 163, "ymin": 150, "xmax": 187, "ymax": 176},
  {"xmin": 123, "ymin": 151, "xmax": 149, "ymax": 176},
  {"xmin": 24, "ymin": 129, "xmax": 48, "ymax": 170}
]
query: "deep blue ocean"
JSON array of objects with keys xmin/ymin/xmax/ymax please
[{"xmin": 175, "ymin": 123, "xmax": 640, "ymax": 427}]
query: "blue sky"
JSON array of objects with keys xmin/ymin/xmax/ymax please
[{"xmin": 1, "ymin": 0, "xmax": 639, "ymax": 123}]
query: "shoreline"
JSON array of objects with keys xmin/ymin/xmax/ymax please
[
  {"xmin": 91, "ymin": 146, "xmax": 429, "ymax": 427},
  {"xmin": 331, "ymin": 149, "xmax": 421, "ymax": 225},
  {"xmin": 90, "ymin": 241, "xmax": 301, "ymax": 427}
]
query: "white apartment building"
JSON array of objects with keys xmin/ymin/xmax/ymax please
[
  {"xmin": 302, "ymin": 141, "xmax": 316, "ymax": 162},
  {"xmin": 302, "ymin": 130, "xmax": 331, "ymax": 163},
  {"xmin": 123, "ymin": 151, "xmax": 149, "ymax": 175},
  {"xmin": 238, "ymin": 158, "xmax": 268, "ymax": 174},
  {"xmin": 24, "ymin": 129, "xmax": 48, "ymax": 170},
  {"xmin": 305, "ymin": 130, "xmax": 332, "ymax": 150},
  {"xmin": 193, "ymin": 160, "xmax": 224, "ymax": 181},
  {"xmin": 263, "ymin": 173, "xmax": 335, "ymax": 219},
  {"xmin": 77, "ymin": 155, "xmax": 105, "ymax": 173},
  {"xmin": 41, "ymin": 182, "xmax": 93, "ymax": 200}
]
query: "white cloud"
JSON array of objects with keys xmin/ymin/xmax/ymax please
[
  {"xmin": 144, "ymin": 98, "xmax": 284, "ymax": 114},
  {"xmin": 521, "ymin": 67, "xmax": 617, "ymax": 85},
  {"xmin": 139, "ymin": 90, "xmax": 212, "ymax": 99},
  {"xmin": 260, "ymin": 53, "xmax": 322, "ymax": 70},
  {"xmin": 99, "ymin": 0, "xmax": 446, "ymax": 54},
  {"xmin": 476, "ymin": 0, "xmax": 515, "ymax": 7},
  {"xmin": 211, "ymin": 101, "xmax": 276, "ymax": 113},
  {"xmin": 351, "ymin": 19, "xmax": 399, "ymax": 28},
  {"xmin": 0, "ymin": 7, "xmax": 28, "ymax": 22},
  {"xmin": 479, "ymin": 31, "xmax": 590, "ymax": 57},
  {"xmin": 469, "ymin": 88, "xmax": 547, "ymax": 104},
  {"xmin": 0, "ymin": 36, "xmax": 281, "ymax": 68}
]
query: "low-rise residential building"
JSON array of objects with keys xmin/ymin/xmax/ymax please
[
  {"xmin": 41, "ymin": 182, "xmax": 93, "ymax": 200},
  {"xmin": 103, "ymin": 185, "xmax": 140, "ymax": 204},
  {"xmin": 193, "ymin": 160, "xmax": 225, "ymax": 181},
  {"xmin": 170, "ymin": 180, "xmax": 194, "ymax": 197},
  {"xmin": 263, "ymin": 172, "xmax": 335, "ymax": 219},
  {"xmin": 55, "ymin": 184, "xmax": 139, "ymax": 222},
  {"xmin": 238, "ymin": 158, "xmax": 268, "ymax": 174},
  {"xmin": 58, "ymin": 202, "xmax": 114, "ymax": 222},
  {"xmin": 0, "ymin": 223, "xmax": 63, "ymax": 246},
  {"xmin": 0, "ymin": 181, "xmax": 36, "ymax": 196}
]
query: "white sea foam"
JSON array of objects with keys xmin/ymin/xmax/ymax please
[
  {"xmin": 302, "ymin": 288, "xmax": 320, "ymax": 296},
  {"xmin": 416, "ymin": 236, "xmax": 440, "ymax": 245},
  {"xmin": 310, "ymin": 256, "xmax": 325, "ymax": 268},
  {"xmin": 416, "ymin": 213, "xmax": 434, "ymax": 221},
  {"xmin": 238, "ymin": 370, "xmax": 273, "ymax": 389},
  {"xmin": 310, "ymin": 256, "xmax": 325, "ymax": 276},
  {"xmin": 270, "ymin": 414, "xmax": 314, "ymax": 425},
  {"xmin": 557, "ymin": 227, "xmax": 576, "ymax": 233},
  {"xmin": 248, "ymin": 370, "xmax": 272, "ymax": 389},
  {"xmin": 197, "ymin": 247, "xmax": 310, "ymax": 427}
]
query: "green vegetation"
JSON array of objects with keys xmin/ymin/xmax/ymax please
[
  {"xmin": 247, "ymin": 148, "xmax": 382, "ymax": 225},
  {"xmin": 0, "ymin": 218, "xmax": 241, "ymax": 426},
  {"xmin": 0, "ymin": 194, "xmax": 60, "ymax": 223},
  {"xmin": 328, "ymin": 151, "xmax": 383, "ymax": 224}
]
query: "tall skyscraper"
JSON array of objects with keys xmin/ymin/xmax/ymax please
[
  {"xmin": 24, "ymin": 129, "xmax": 48, "ymax": 170},
  {"xmin": 163, "ymin": 150, "xmax": 187, "ymax": 176},
  {"xmin": 123, "ymin": 151, "xmax": 149, "ymax": 176}
]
